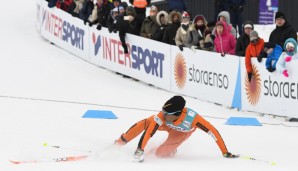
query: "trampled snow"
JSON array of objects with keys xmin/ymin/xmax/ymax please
[{"xmin": 0, "ymin": 1, "xmax": 297, "ymax": 170}]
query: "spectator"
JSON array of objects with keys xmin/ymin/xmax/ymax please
[
  {"xmin": 269, "ymin": 11, "xmax": 297, "ymax": 49},
  {"xmin": 162, "ymin": 11, "xmax": 181, "ymax": 45},
  {"xmin": 228, "ymin": 0, "xmax": 245, "ymax": 36},
  {"xmin": 245, "ymin": 30, "xmax": 265, "ymax": 82},
  {"xmin": 140, "ymin": 5, "xmax": 159, "ymax": 39},
  {"xmin": 79, "ymin": 0, "xmax": 96, "ymax": 26},
  {"xmin": 276, "ymin": 38, "xmax": 298, "ymax": 78},
  {"xmin": 107, "ymin": 7, "xmax": 121, "ymax": 33},
  {"xmin": 168, "ymin": 0, "xmax": 187, "ymax": 13},
  {"xmin": 214, "ymin": 0, "xmax": 228, "ymax": 21},
  {"xmin": 187, "ymin": 14, "xmax": 209, "ymax": 51},
  {"xmin": 152, "ymin": 11, "xmax": 169, "ymax": 42},
  {"xmin": 48, "ymin": 0, "xmax": 74, "ymax": 12},
  {"xmin": 119, "ymin": 6, "xmax": 139, "ymax": 54},
  {"xmin": 68, "ymin": 0, "xmax": 85, "ymax": 18},
  {"xmin": 213, "ymin": 21, "xmax": 236, "ymax": 56},
  {"xmin": 213, "ymin": 11, "xmax": 237, "ymax": 37},
  {"xmin": 94, "ymin": 0, "xmax": 113, "ymax": 30},
  {"xmin": 235, "ymin": 20, "xmax": 253, "ymax": 56},
  {"xmin": 129, "ymin": 0, "xmax": 151, "ymax": 35},
  {"xmin": 175, "ymin": 11, "xmax": 191, "ymax": 51},
  {"xmin": 114, "ymin": 95, "xmax": 238, "ymax": 162},
  {"xmin": 263, "ymin": 42, "xmax": 282, "ymax": 73}
]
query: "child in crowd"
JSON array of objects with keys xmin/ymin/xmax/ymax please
[{"xmin": 276, "ymin": 38, "xmax": 298, "ymax": 77}]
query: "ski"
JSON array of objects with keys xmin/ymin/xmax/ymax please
[
  {"xmin": 9, "ymin": 155, "xmax": 88, "ymax": 164},
  {"xmin": 240, "ymin": 155, "xmax": 276, "ymax": 165}
]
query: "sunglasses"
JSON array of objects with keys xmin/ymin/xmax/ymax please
[{"xmin": 162, "ymin": 110, "xmax": 181, "ymax": 115}]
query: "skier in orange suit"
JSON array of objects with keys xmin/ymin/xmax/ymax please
[{"xmin": 115, "ymin": 95, "xmax": 238, "ymax": 162}]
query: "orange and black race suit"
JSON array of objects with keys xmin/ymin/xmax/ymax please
[{"xmin": 117, "ymin": 107, "xmax": 228, "ymax": 157}]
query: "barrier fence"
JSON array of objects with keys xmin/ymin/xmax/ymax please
[{"xmin": 36, "ymin": 0, "xmax": 298, "ymax": 118}]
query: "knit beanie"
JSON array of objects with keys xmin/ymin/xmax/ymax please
[
  {"xmin": 275, "ymin": 11, "xmax": 286, "ymax": 20},
  {"xmin": 162, "ymin": 96, "xmax": 186, "ymax": 115},
  {"xmin": 250, "ymin": 30, "xmax": 258, "ymax": 38}
]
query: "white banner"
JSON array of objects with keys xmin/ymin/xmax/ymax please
[
  {"xmin": 241, "ymin": 58, "xmax": 298, "ymax": 118},
  {"xmin": 39, "ymin": 0, "xmax": 89, "ymax": 61},
  {"xmin": 170, "ymin": 47, "xmax": 241, "ymax": 107},
  {"xmin": 89, "ymin": 27, "xmax": 171, "ymax": 90}
]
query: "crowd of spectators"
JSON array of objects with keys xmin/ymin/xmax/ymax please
[{"xmin": 45, "ymin": 0, "xmax": 298, "ymax": 81}]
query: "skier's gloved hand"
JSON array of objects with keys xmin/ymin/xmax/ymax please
[
  {"xmin": 133, "ymin": 148, "xmax": 144, "ymax": 162},
  {"xmin": 223, "ymin": 152, "xmax": 239, "ymax": 158}
]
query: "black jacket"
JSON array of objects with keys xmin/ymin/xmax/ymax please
[
  {"xmin": 269, "ymin": 22, "xmax": 297, "ymax": 49},
  {"xmin": 236, "ymin": 33, "xmax": 250, "ymax": 56}
]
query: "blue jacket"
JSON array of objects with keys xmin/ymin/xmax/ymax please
[{"xmin": 265, "ymin": 44, "xmax": 282, "ymax": 69}]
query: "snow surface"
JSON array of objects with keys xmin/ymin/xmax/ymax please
[{"xmin": 0, "ymin": 1, "xmax": 298, "ymax": 170}]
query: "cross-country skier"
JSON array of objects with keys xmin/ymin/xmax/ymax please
[{"xmin": 115, "ymin": 95, "xmax": 238, "ymax": 162}]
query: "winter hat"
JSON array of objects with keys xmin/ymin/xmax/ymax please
[
  {"xmin": 194, "ymin": 15, "xmax": 204, "ymax": 24},
  {"xmin": 113, "ymin": 0, "xmax": 121, "ymax": 2},
  {"xmin": 216, "ymin": 21, "xmax": 224, "ymax": 27},
  {"xmin": 275, "ymin": 11, "xmax": 286, "ymax": 20},
  {"xmin": 264, "ymin": 42, "xmax": 276, "ymax": 49},
  {"xmin": 150, "ymin": 5, "xmax": 158, "ymax": 12},
  {"xmin": 118, "ymin": 6, "xmax": 124, "ymax": 11},
  {"xmin": 162, "ymin": 96, "xmax": 186, "ymax": 115},
  {"xmin": 181, "ymin": 11, "xmax": 190, "ymax": 19},
  {"xmin": 250, "ymin": 30, "xmax": 258, "ymax": 38},
  {"xmin": 243, "ymin": 21, "xmax": 254, "ymax": 30},
  {"xmin": 126, "ymin": 6, "xmax": 136, "ymax": 17}
]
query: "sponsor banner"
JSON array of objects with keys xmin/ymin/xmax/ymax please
[
  {"xmin": 170, "ymin": 48, "xmax": 240, "ymax": 107},
  {"xmin": 241, "ymin": 58, "xmax": 298, "ymax": 118},
  {"xmin": 39, "ymin": 0, "xmax": 89, "ymax": 61},
  {"xmin": 259, "ymin": 0, "xmax": 278, "ymax": 24},
  {"xmin": 89, "ymin": 27, "xmax": 171, "ymax": 90}
]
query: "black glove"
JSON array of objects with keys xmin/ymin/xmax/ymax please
[
  {"xmin": 221, "ymin": 51, "xmax": 226, "ymax": 57},
  {"xmin": 178, "ymin": 45, "xmax": 183, "ymax": 51},
  {"xmin": 83, "ymin": 19, "xmax": 88, "ymax": 25},
  {"xmin": 267, "ymin": 67, "xmax": 275, "ymax": 72},
  {"xmin": 247, "ymin": 72, "xmax": 253, "ymax": 82},
  {"xmin": 210, "ymin": 34, "xmax": 216, "ymax": 41},
  {"xmin": 88, "ymin": 22, "xmax": 93, "ymax": 27},
  {"xmin": 122, "ymin": 44, "xmax": 128, "ymax": 54},
  {"xmin": 96, "ymin": 24, "xmax": 102, "ymax": 30},
  {"xmin": 257, "ymin": 51, "xmax": 267, "ymax": 63},
  {"xmin": 113, "ymin": 29, "xmax": 118, "ymax": 33},
  {"xmin": 108, "ymin": 26, "xmax": 113, "ymax": 33},
  {"xmin": 223, "ymin": 152, "xmax": 239, "ymax": 158},
  {"xmin": 203, "ymin": 42, "xmax": 213, "ymax": 48}
]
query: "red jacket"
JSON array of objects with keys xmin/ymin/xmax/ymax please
[{"xmin": 245, "ymin": 38, "xmax": 265, "ymax": 73}]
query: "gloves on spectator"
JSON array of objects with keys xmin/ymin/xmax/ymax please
[
  {"xmin": 133, "ymin": 148, "xmax": 144, "ymax": 162},
  {"xmin": 283, "ymin": 70, "xmax": 289, "ymax": 77},
  {"xmin": 267, "ymin": 67, "xmax": 275, "ymax": 72},
  {"xmin": 96, "ymin": 24, "xmax": 102, "ymax": 30},
  {"xmin": 122, "ymin": 44, "xmax": 128, "ymax": 54},
  {"xmin": 203, "ymin": 42, "xmax": 213, "ymax": 49},
  {"xmin": 84, "ymin": 19, "xmax": 88, "ymax": 25},
  {"xmin": 178, "ymin": 45, "xmax": 183, "ymax": 51},
  {"xmin": 223, "ymin": 152, "xmax": 239, "ymax": 158},
  {"xmin": 221, "ymin": 51, "xmax": 226, "ymax": 57},
  {"xmin": 247, "ymin": 72, "xmax": 253, "ymax": 82},
  {"xmin": 285, "ymin": 56, "xmax": 292, "ymax": 62},
  {"xmin": 257, "ymin": 51, "xmax": 267, "ymax": 63},
  {"xmin": 89, "ymin": 22, "xmax": 94, "ymax": 27}
]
